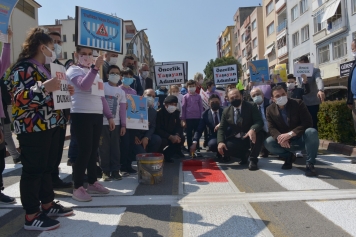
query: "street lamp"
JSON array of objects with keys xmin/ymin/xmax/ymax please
[{"xmin": 126, "ymin": 28, "xmax": 147, "ymax": 55}]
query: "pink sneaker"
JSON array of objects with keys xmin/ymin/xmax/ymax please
[
  {"xmin": 86, "ymin": 181, "xmax": 110, "ymax": 194},
  {"xmin": 72, "ymin": 187, "xmax": 92, "ymax": 202}
]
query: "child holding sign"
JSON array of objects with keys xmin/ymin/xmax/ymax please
[{"xmin": 66, "ymin": 47, "xmax": 115, "ymax": 202}]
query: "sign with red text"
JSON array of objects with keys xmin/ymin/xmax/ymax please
[
  {"xmin": 213, "ymin": 64, "xmax": 238, "ymax": 85},
  {"xmin": 50, "ymin": 63, "xmax": 72, "ymax": 110},
  {"xmin": 154, "ymin": 63, "xmax": 185, "ymax": 86}
]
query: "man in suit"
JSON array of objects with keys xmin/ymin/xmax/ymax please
[
  {"xmin": 347, "ymin": 38, "xmax": 356, "ymax": 164},
  {"xmin": 190, "ymin": 94, "xmax": 223, "ymax": 158},
  {"xmin": 217, "ymin": 89, "xmax": 264, "ymax": 170},
  {"xmin": 264, "ymin": 85, "xmax": 319, "ymax": 176},
  {"xmin": 250, "ymin": 87, "xmax": 270, "ymax": 158},
  {"xmin": 133, "ymin": 89, "xmax": 161, "ymax": 154},
  {"xmin": 155, "ymin": 96, "xmax": 185, "ymax": 163},
  {"xmin": 139, "ymin": 63, "xmax": 153, "ymax": 90},
  {"xmin": 103, "ymin": 51, "xmax": 119, "ymax": 82},
  {"xmin": 297, "ymin": 56, "xmax": 324, "ymax": 130},
  {"xmin": 122, "ymin": 55, "xmax": 144, "ymax": 96}
]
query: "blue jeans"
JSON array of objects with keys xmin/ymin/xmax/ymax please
[{"xmin": 264, "ymin": 128, "xmax": 319, "ymax": 165}]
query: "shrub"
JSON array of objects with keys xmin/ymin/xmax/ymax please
[{"xmin": 318, "ymin": 100, "xmax": 356, "ymax": 144}]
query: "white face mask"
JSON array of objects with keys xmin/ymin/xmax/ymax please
[
  {"xmin": 145, "ymin": 96, "xmax": 154, "ymax": 107},
  {"xmin": 287, "ymin": 83, "xmax": 296, "ymax": 90},
  {"xmin": 141, "ymin": 71, "xmax": 149, "ymax": 79},
  {"xmin": 275, "ymin": 96, "xmax": 288, "ymax": 106},
  {"xmin": 171, "ymin": 92, "xmax": 179, "ymax": 97},
  {"xmin": 352, "ymin": 51, "xmax": 356, "ymax": 59},
  {"xmin": 188, "ymin": 87, "xmax": 196, "ymax": 93},
  {"xmin": 109, "ymin": 57, "xmax": 118, "ymax": 65},
  {"xmin": 166, "ymin": 105, "xmax": 177, "ymax": 113},
  {"xmin": 43, "ymin": 46, "xmax": 56, "ymax": 64},
  {"xmin": 252, "ymin": 95, "xmax": 263, "ymax": 104},
  {"xmin": 108, "ymin": 74, "xmax": 120, "ymax": 84},
  {"xmin": 54, "ymin": 44, "xmax": 62, "ymax": 58}
]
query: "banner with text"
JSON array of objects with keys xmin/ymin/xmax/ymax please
[
  {"xmin": 0, "ymin": 0, "xmax": 19, "ymax": 43},
  {"xmin": 75, "ymin": 6, "xmax": 123, "ymax": 53},
  {"xmin": 154, "ymin": 63, "xmax": 185, "ymax": 86},
  {"xmin": 50, "ymin": 63, "xmax": 72, "ymax": 110},
  {"xmin": 213, "ymin": 64, "xmax": 238, "ymax": 85},
  {"xmin": 340, "ymin": 60, "xmax": 355, "ymax": 77},
  {"xmin": 126, "ymin": 95, "xmax": 148, "ymax": 130},
  {"xmin": 293, "ymin": 63, "xmax": 314, "ymax": 77},
  {"xmin": 248, "ymin": 59, "xmax": 269, "ymax": 82},
  {"xmin": 162, "ymin": 61, "xmax": 188, "ymax": 81}
]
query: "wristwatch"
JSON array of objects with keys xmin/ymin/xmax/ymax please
[{"xmin": 288, "ymin": 131, "xmax": 293, "ymax": 137}]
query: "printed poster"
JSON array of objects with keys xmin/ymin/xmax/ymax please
[
  {"xmin": 199, "ymin": 89, "xmax": 209, "ymax": 110},
  {"xmin": 162, "ymin": 61, "xmax": 188, "ymax": 81},
  {"xmin": 50, "ymin": 63, "xmax": 71, "ymax": 110},
  {"xmin": 126, "ymin": 95, "xmax": 148, "ymax": 130},
  {"xmin": 154, "ymin": 63, "xmax": 185, "ymax": 86},
  {"xmin": 213, "ymin": 64, "xmax": 238, "ymax": 85},
  {"xmin": 293, "ymin": 63, "xmax": 314, "ymax": 77},
  {"xmin": 91, "ymin": 76, "xmax": 104, "ymax": 97},
  {"xmin": 248, "ymin": 59, "xmax": 269, "ymax": 82},
  {"xmin": 153, "ymin": 97, "xmax": 159, "ymax": 110},
  {"xmin": 0, "ymin": 0, "xmax": 19, "ymax": 43},
  {"xmin": 75, "ymin": 6, "xmax": 123, "ymax": 53},
  {"xmin": 272, "ymin": 64, "xmax": 287, "ymax": 83}
]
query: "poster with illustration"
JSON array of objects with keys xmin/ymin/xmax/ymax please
[
  {"xmin": 153, "ymin": 97, "xmax": 159, "ymax": 110},
  {"xmin": 126, "ymin": 95, "xmax": 148, "ymax": 130},
  {"xmin": 272, "ymin": 64, "xmax": 287, "ymax": 83},
  {"xmin": 248, "ymin": 59, "xmax": 269, "ymax": 82}
]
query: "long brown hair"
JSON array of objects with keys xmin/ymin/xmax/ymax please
[{"xmin": 15, "ymin": 27, "xmax": 53, "ymax": 65}]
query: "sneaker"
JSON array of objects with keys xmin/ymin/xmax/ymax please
[
  {"xmin": 42, "ymin": 201, "xmax": 73, "ymax": 217},
  {"xmin": 281, "ymin": 156, "xmax": 293, "ymax": 170},
  {"xmin": 295, "ymin": 152, "xmax": 304, "ymax": 158},
  {"xmin": 87, "ymin": 181, "xmax": 110, "ymax": 194},
  {"xmin": 111, "ymin": 171, "xmax": 122, "ymax": 180},
  {"xmin": 248, "ymin": 161, "xmax": 258, "ymax": 171},
  {"xmin": 101, "ymin": 172, "xmax": 112, "ymax": 181},
  {"xmin": 72, "ymin": 186, "xmax": 92, "ymax": 202},
  {"xmin": 13, "ymin": 157, "xmax": 21, "ymax": 164},
  {"xmin": 126, "ymin": 167, "xmax": 138, "ymax": 174},
  {"xmin": 0, "ymin": 193, "xmax": 16, "ymax": 204},
  {"xmin": 305, "ymin": 163, "xmax": 318, "ymax": 177},
  {"xmin": 24, "ymin": 212, "xmax": 60, "ymax": 231},
  {"xmin": 119, "ymin": 170, "xmax": 130, "ymax": 177}
]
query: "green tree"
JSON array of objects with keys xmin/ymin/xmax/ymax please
[{"xmin": 203, "ymin": 56, "xmax": 242, "ymax": 81}]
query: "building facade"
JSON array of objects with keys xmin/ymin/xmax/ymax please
[{"xmin": 263, "ymin": 0, "xmax": 278, "ymax": 70}]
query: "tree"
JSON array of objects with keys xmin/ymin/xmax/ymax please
[{"xmin": 203, "ymin": 56, "xmax": 242, "ymax": 81}]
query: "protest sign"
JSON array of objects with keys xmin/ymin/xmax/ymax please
[
  {"xmin": 75, "ymin": 6, "xmax": 123, "ymax": 53},
  {"xmin": 50, "ymin": 63, "xmax": 71, "ymax": 110},
  {"xmin": 213, "ymin": 64, "xmax": 238, "ymax": 85},
  {"xmin": 162, "ymin": 61, "xmax": 188, "ymax": 81},
  {"xmin": 91, "ymin": 76, "xmax": 104, "ymax": 97},
  {"xmin": 216, "ymin": 89, "xmax": 226, "ymax": 103},
  {"xmin": 272, "ymin": 64, "xmax": 287, "ymax": 83},
  {"xmin": 199, "ymin": 89, "xmax": 209, "ymax": 110},
  {"xmin": 154, "ymin": 63, "xmax": 185, "ymax": 86},
  {"xmin": 0, "ymin": 0, "xmax": 19, "ymax": 43},
  {"xmin": 126, "ymin": 95, "xmax": 148, "ymax": 130},
  {"xmin": 153, "ymin": 97, "xmax": 159, "ymax": 110},
  {"xmin": 340, "ymin": 60, "xmax": 355, "ymax": 77},
  {"xmin": 293, "ymin": 63, "xmax": 314, "ymax": 77},
  {"xmin": 248, "ymin": 59, "xmax": 269, "ymax": 82}
]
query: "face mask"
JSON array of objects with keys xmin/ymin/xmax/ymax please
[
  {"xmin": 211, "ymin": 102, "xmax": 220, "ymax": 111},
  {"xmin": 188, "ymin": 87, "xmax": 196, "ymax": 93},
  {"xmin": 109, "ymin": 57, "xmax": 118, "ymax": 65},
  {"xmin": 108, "ymin": 74, "xmax": 120, "ymax": 84},
  {"xmin": 43, "ymin": 46, "xmax": 56, "ymax": 64},
  {"xmin": 166, "ymin": 105, "xmax": 177, "ymax": 113},
  {"xmin": 171, "ymin": 92, "xmax": 179, "ymax": 97},
  {"xmin": 252, "ymin": 95, "xmax": 263, "ymax": 104},
  {"xmin": 54, "ymin": 44, "xmax": 62, "ymax": 58},
  {"xmin": 146, "ymin": 96, "xmax": 154, "ymax": 107},
  {"xmin": 231, "ymin": 99, "xmax": 241, "ymax": 107},
  {"xmin": 211, "ymin": 86, "xmax": 216, "ymax": 92},
  {"xmin": 127, "ymin": 65, "xmax": 135, "ymax": 70},
  {"xmin": 141, "ymin": 71, "xmax": 149, "ymax": 79},
  {"xmin": 122, "ymin": 77, "xmax": 134, "ymax": 86},
  {"xmin": 353, "ymin": 51, "xmax": 356, "ymax": 59},
  {"xmin": 287, "ymin": 83, "xmax": 296, "ymax": 90},
  {"xmin": 78, "ymin": 55, "xmax": 93, "ymax": 68},
  {"xmin": 275, "ymin": 96, "xmax": 288, "ymax": 106}
]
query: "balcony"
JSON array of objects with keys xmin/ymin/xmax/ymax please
[
  {"xmin": 277, "ymin": 20, "xmax": 287, "ymax": 34},
  {"xmin": 328, "ymin": 17, "xmax": 344, "ymax": 34},
  {"xmin": 275, "ymin": 0, "xmax": 286, "ymax": 12},
  {"xmin": 278, "ymin": 45, "xmax": 288, "ymax": 58}
]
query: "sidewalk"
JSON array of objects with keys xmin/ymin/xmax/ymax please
[{"xmin": 319, "ymin": 139, "xmax": 356, "ymax": 157}]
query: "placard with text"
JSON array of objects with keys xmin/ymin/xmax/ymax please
[
  {"xmin": 154, "ymin": 63, "xmax": 185, "ymax": 86},
  {"xmin": 213, "ymin": 64, "xmax": 238, "ymax": 85},
  {"xmin": 50, "ymin": 63, "xmax": 72, "ymax": 110},
  {"xmin": 293, "ymin": 63, "xmax": 314, "ymax": 77}
]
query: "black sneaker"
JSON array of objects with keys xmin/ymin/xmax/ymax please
[
  {"xmin": 305, "ymin": 163, "xmax": 318, "ymax": 177},
  {"xmin": 24, "ymin": 212, "xmax": 60, "ymax": 231},
  {"xmin": 126, "ymin": 167, "xmax": 138, "ymax": 174},
  {"xmin": 42, "ymin": 201, "xmax": 73, "ymax": 217},
  {"xmin": 13, "ymin": 157, "xmax": 21, "ymax": 164},
  {"xmin": 0, "ymin": 193, "xmax": 16, "ymax": 204},
  {"xmin": 281, "ymin": 155, "xmax": 293, "ymax": 170},
  {"xmin": 111, "ymin": 171, "xmax": 123, "ymax": 180}
]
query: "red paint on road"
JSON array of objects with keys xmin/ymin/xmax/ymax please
[{"xmin": 182, "ymin": 159, "xmax": 228, "ymax": 182}]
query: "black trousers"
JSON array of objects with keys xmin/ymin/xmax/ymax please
[
  {"xmin": 160, "ymin": 135, "xmax": 185, "ymax": 159},
  {"xmin": 186, "ymin": 119, "xmax": 200, "ymax": 149},
  {"xmin": 71, "ymin": 113, "xmax": 103, "ymax": 189},
  {"xmin": 120, "ymin": 129, "xmax": 136, "ymax": 170},
  {"xmin": 51, "ymin": 125, "xmax": 67, "ymax": 182},
  {"xmin": 18, "ymin": 127, "xmax": 60, "ymax": 214},
  {"xmin": 0, "ymin": 148, "xmax": 5, "ymax": 192},
  {"xmin": 224, "ymin": 131, "xmax": 264, "ymax": 163},
  {"xmin": 307, "ymin": 105, "xmax": 319, "ymax": 131}
]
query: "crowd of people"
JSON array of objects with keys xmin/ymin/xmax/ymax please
[{"xmin": 0, "ymin": 27, "xmax": 355, "ymax": 232}]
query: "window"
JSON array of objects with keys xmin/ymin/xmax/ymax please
[
  {"xmin": 63, "ymin": 35, "xmax": 67, "ymax": 42},
  {"xmin": 269, "ymin": 48, "xmax": 276, "ymax": 61},
  {"xmin": 73, "ymin": 34, "xmax": 75, "ymax": 42},
  {"xmin": 242, "ymin": 49, "xmax": 246, "ymax": 57},
  {"xmin": 333, "ymin": 37, "xmax": 347, "ymax": 59},
  {"xmin": 300, "ymin": 0, "xmax": 308, "ymax": 15},
  {"xmin": 63, "ymin": 52, "xmax": 68, "ymax": 59},
  {"xmin": 313, "ymin": 8, "xmax": 326, "ymax": 33},
  {"xmin": 291, "ymin": 5, "xmax": 299, "ymax": 21},
  {"xmin": 267, "ymin": 22, "xmax": 275, "ymax": 36},
  {"xmin": 253, "ymin": 38, "xmax": 258, "ymax": 48},
  {"xmin": 266, "ymin": 1, "xmax": 274, "ymax": 15},
  {"xmin": 15, "ymin": 0, "xmax": 35, "ymax": 19},
  {"xmin": 292, "ymin": 31, "xmax": 299, "ymax": 47},
  {"xmin": 252, "ymin": 20, "xmax": 257, "ymax": 30},
  {"xmin": 352, "ymin": 0, "xmax": 356, "ymax": 14},
  {"xmin": 318, "ymin": 45, "xmax": 330, "ymax": 64},
  {"xmin": 301, "ymin": 25, "xmax": 309, "ymax": 42},
  {"xmin": 241, "ymin": 33, "xmax": 245, "ymax": 42}
]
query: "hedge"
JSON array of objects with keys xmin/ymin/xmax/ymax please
[{"xmin": 318, "ymin": 100, "xmax": 356, "ymax": 145}]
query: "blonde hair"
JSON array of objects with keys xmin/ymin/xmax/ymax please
[
  {"xmin": 194, "ymin": 72, "xmax": 203, "ymax": 82},
  {"xmin": 169, "ymin": 85, "xmax": 179, "ymax": 94}
]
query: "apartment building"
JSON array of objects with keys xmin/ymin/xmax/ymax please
[{"xmin": 263, "ymin": 0, "xmax": 278, "ymax": 71}]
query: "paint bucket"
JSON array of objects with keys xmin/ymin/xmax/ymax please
[{"xmin": 136, "ymin": 153, "xmax": 164, "ymax": 185}]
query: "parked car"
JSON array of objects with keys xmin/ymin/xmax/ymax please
[{"xmin": 324, "ymin": 86, "xmax": 347, "ymax": 101}]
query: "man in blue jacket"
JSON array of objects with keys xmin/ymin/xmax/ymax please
[{"xmin": 347, "ymin": 38, "xmax": 356, "ymax": 164}]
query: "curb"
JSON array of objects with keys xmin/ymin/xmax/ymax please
[{"xmin": 319, "ymin": 139, "xmax": 356, "ymax": 157}]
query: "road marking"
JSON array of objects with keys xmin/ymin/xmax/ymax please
[
  {"xmin": 0, "ymin": 209, "xmax": 11, "ymax": 217},
  {"xmin": 3, "ymin": 164, "xmax": 22, "ymax": 175},
  {"xmin": 317, "ymin": 155, "xmax": 356, "ymax": 176}
]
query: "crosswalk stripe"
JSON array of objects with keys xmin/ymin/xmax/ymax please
[
  {"xmin": 317, "ymin": 155, "xmax": 356, "ymax": 176},
  {"xmin": 3, "ymin": 164, "xmax": 22, "ymax": 175}
]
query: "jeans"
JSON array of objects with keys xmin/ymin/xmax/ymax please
[
  {"xmin": 99, "ymin": 125, "xmax": 121, "ymax": 173},
  {"xmin": 307, "ymin": 105, "xmax": 319, "ymax": 131},
  {"xmin": 134, "ymin": 134, "xmax": 162, "ymax": 155},
  {"xmin": 264, "ymin": 128, "xmax": 319, "ymax": 165}
]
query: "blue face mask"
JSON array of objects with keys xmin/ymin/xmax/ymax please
[
  {"xmin": 122, "ymin": 77, "xmax": 134, "ymax": 86},
  {"xmin": 212, "ymin": 86, "xmax": 216, "ymax": 92}
]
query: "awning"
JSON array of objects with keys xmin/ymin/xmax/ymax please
[
  {"xmin": 264, "ymin": 45, "xmax": 275, "ymax": 56},
  {"xmin": 321, "ymin": 0, "xmax": 341, "ymax": 22}
]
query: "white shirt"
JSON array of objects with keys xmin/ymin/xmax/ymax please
[
  {"xmin": 103, "ymin": 82, "xmax": 127, "ymax": 125},
  {"xmin": 257, "ymin": 102, "xmax": 269, "ymax": 133}
]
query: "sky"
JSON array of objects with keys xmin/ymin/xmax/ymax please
[{"xmin": 38, "ymin": 0, "xmax": 262, "ymax": 79}]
